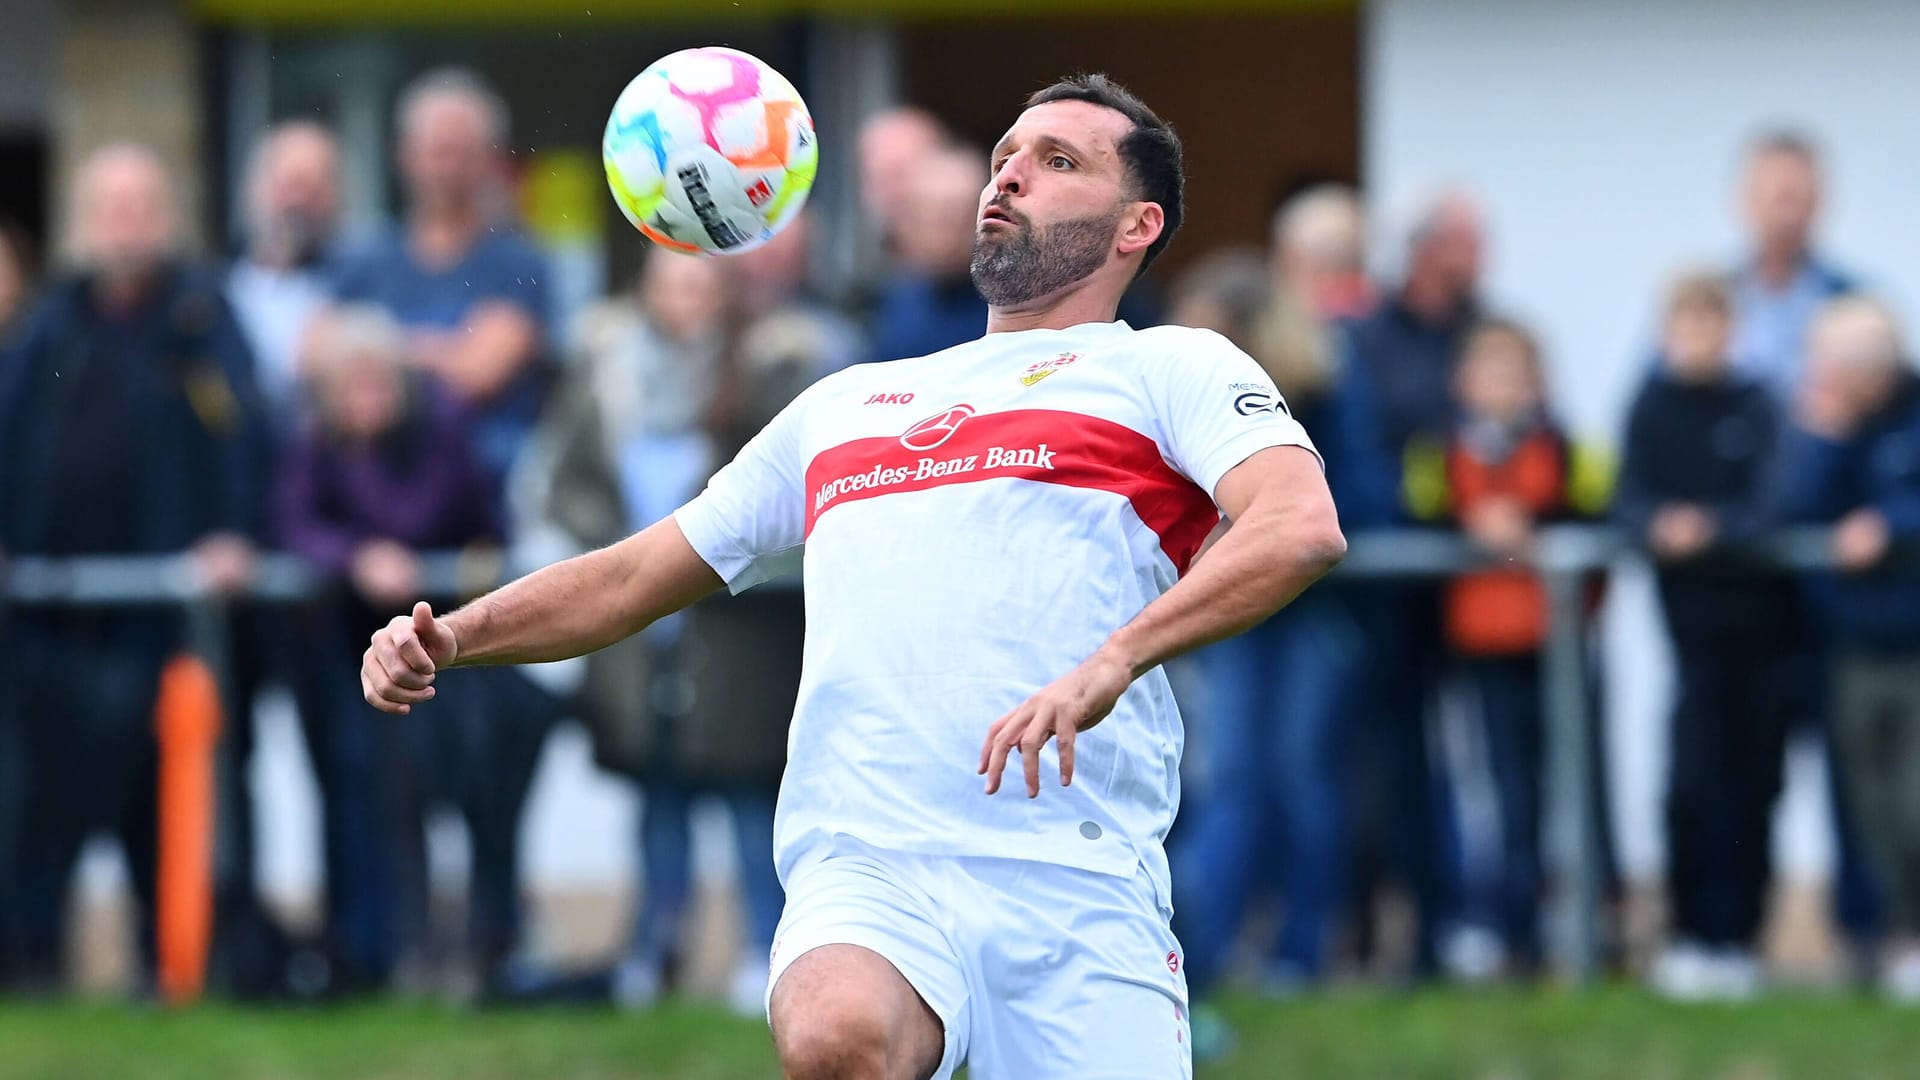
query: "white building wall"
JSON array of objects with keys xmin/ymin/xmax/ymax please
[{"xmin": 1367, "ymin": 0, "xmax": 1920, "ymax": 880}]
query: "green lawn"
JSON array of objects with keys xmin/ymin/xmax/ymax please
[{"xmin": 0, "ymin": 989, "xmax": 1913, "ymax": 1079}]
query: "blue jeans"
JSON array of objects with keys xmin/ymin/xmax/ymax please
[
  {"xmin": 628, "ymin": 775, "xmax": 785, "ymax": 967},
  {"xmin": 1456, "ymin": 655, "xmax": 1545, "ymax": 967},
  {"xmin": 1172, "ymin": 598, "xmax": 1359, "ymax": 993},
  {"xmin": 330, "ymin": 663, "xmax": 559, "ymax": 984}
]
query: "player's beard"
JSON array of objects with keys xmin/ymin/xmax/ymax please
[{"xmin": 969, "ymin": 204, "xmax": 1121, "ymax": 307}]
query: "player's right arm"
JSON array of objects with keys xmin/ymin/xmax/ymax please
[{"xmin": 361, "ymin": 517, "xmax": 723, "ymax": 714}]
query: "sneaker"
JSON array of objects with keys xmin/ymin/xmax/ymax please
[
  {"xmin": 1649, "ymin": 941, "xmax": 1715, "ymax": 1002},
  {"xmin": 1880, "ymin": 948, "xmax": 1920, "ymax": 1004},
  {"xmin": 1188, "ymin": 1003, "xmax": 1236, "ymax": 1064},
  {"xmin": 611, "ymin": 953, "xmax": 666, "ymax": 1010},
  {"xmin": 1706, "ymin": 948, "xmax": 1763, "ymax": 1002},
  {"xmin": 1441, "ymin": 924, "xmax": 1507, "ymax": 985},
  {"xmin": 727, "ymin": 953, "xmax": 772, "ymax": 1018}
]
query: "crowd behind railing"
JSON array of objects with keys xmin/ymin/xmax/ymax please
[{"xmin": 3, "ymin": 66, "xmax": 1919, "ymax": 1054}]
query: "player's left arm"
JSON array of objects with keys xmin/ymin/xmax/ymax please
[{"xmin": 980, "ymin": 443, "xmax": 1345, "ymax": 797}]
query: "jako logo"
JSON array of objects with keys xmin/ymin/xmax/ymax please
[
  {"xmin": 863, "ymin": 392, "xmax": 916, "ymax": 405},
  {"xmin": 900, "ymin": 404, "xmax": 976, "ymax": 451}
]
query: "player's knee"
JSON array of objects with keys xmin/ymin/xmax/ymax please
[{"xmin": 774, "ymin": 1000, "xmax": 892, "ymax": 1080}]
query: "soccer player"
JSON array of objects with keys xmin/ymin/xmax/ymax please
[{"xmin": 363, "ymin": 74, "xmax": 1346, "ymax": 1079}]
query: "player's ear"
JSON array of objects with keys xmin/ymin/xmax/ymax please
[{"xmin": 1117, "ymin": 201, "xmax": 1164, "ymax": 258}]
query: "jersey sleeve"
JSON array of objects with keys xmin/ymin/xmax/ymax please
[
  {"xmin": 1153, "ymin": 329, "xmax": 1321, "ymax": 500},
  {"xmin": 673, "ymin": 389, "xmax": 812, "ymax": 593}
]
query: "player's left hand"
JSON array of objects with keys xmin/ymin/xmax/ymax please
[{"xmin": 979, "ymin": 649, "xmax": 1134, "ymax": 798}]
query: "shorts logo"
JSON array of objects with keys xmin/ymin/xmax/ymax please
[
  {"xmin": 864, "ymin": 392, "xmax": 916, "ymax": 405},
  {"xmin": 1021, "ymin": 351, "xmax": 1080, "ymax": 387},
  {"xmin": 1166, "ymin": 950, "xmax": 1180, "ymax": 974},
  {"xmin": 900, "ymin": 404, "xmax": 976, "ymax": 451}
]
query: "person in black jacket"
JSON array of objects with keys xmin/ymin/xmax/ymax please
[
  {"xmin": 1616, "ymin": 272, "xmax": 1795, "ymax": 1001},
  {"xmin": 0, "ymin": 144, "xmax": 269, "ymax": 991}
]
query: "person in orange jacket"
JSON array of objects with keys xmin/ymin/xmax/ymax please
[{"xmin": 1434, "ymin": 317, "xmax": 1599, "ymax": 977}]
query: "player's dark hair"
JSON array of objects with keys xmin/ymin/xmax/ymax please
[{"xmin": 1025, "ymin": 73, "xmax": 1183, "ymax": 279}]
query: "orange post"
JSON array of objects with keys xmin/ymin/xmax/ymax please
[{"xmin": 153, "ymin": 653, "xmax": 222, "ymax": 1006}]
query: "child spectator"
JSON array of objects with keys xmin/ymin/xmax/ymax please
[
  {"xmin": 1617, "ymin": 271, "xmax": 1793, "ymax": 1002},
  {"xmin": 1438, "ymin": 318, "xmax": 1592, "ymax": 978},
  {"xmin": 1779, "ymin": 296, "xmax": 1920, "ymax": 1002}
]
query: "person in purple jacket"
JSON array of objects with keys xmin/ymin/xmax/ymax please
[{"xmin": 278, "ymin": 304, "xmax": 537, "ymax": 994}]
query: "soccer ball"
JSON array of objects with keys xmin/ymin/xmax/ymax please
[{"xmin": 602, "ymin": 47, "xmax": 817, "ymax": 256}]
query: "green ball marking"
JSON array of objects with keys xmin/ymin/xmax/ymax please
[
  {"xmin": 762, "ymin": 138, "xmax": 818, "ymax": 227},
  {"xmin": 604, "ymin": 155, "xmax": 667, "ymax": 224}
]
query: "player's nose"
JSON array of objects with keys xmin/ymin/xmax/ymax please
[{"xmin": 990, "ymin": 150, "xmax": 1026, "ymax": 197}]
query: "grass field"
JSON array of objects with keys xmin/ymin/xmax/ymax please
[{"xmin": 1, "ymin": 989, "xmax": 1914, "ymax": 1079}]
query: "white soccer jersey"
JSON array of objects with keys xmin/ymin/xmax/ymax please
[{"xmin": 675, "ymin": 319, "xmax": 1317, "ymax": 908}]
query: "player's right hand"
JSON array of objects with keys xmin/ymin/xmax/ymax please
[{"xmin": 362, "ymin": 601, "xmax": 459, "ymax": 715}]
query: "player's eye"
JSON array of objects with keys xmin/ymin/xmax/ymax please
[{"xmin": 1047, "ymin": 155, "xmax": 1073, "ymax": 170}]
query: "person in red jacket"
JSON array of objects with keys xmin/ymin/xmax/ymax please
[{"xmin": 1438, "ymin": 317, "xmax": 1582, "ymax": 977}]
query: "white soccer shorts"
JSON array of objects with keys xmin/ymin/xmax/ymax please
[{"xmin": 766, "ymin": 836, "xmax": 1193, "ymax": 1079}]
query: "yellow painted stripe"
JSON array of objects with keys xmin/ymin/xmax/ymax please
[{"xmin": 197, "ymin": 0, "xmax": 1350, "ymax": 26}]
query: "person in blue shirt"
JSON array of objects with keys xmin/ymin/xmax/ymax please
[
  {"xmin": 1726, "ymin": 129, "xmax": 1882, "ymax": 951},
  {"xmin": 332, "ymin": 68, "xmax": 550, "ymax": 489},
  {"xmin": 1728, "ymin": 131, "xmax": 1858, "ymax": 403},
  {"xmin": 868, "ymin": 147, "xmax": 993, "ymax": 363},
  {"xmin": 328, "ymin": 67, "xmax": 558, "ymax": 995}
]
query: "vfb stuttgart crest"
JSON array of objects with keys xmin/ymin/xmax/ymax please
[
  {"xmin": 900, "ymin": 404, "xmax": 977, "ymax": 451},
  {"xmin": 1021, "ymin": 352, "xmax": 1079, "ymax": 387}
]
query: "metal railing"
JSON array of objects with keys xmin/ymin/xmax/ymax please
[{"xmin": 0, "ymin": 526, "xmax": 1888, "ymax": 984}]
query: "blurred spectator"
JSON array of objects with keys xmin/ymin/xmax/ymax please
[
  {"xmin": 0, "ymin": 218, "xmax": 38, "ymax": 342},
  {"xmin": 1779, "ymin": 297, "xmax": 1920, "ymax": 1002},
  {"xmin": 1437, "ymin": 318, "xmax": 1589, "ymax": 979},
  {"xmin": 1340, "ymin": 187, "xmax": 1487, "ymax": 976},
  {"xmin": 1730, "ymin": 131, "xmax": 1857, "ymax": 401},
  {"xmin": 1351, "ymin": 188, "xmax": 1483, "ymax": 475},
  {"xmin": 0, "ymin": 218, "xmax": 34, "ymax": 987},
  {"xmin": 869, "ymin": 147, "xmax": 990, "ymax": 361},
  {"xmin": 221, "ymin": 121, "xmax": 351, "ymax": 998},
  {"xmin": 1170, "ymin": 203, "xmax": 1390, "ymax": 969},
  {"xmin": 1269, "ymin": 183, "xmax": 1373, "ymax": 323},
  {"xmin": 275, "ymin": 305, "xmax": 520, "ymax": 993},
  {"xmin": 0, "ymin": 143, "xmax": 268, "ymax": 991},
  {"xmin": 1617, "ymin": 272, "xmax": 1794, "ymax": 1002},
  {"xmin": 332, "ymin": 67, "xmax": 549, "ymax": 486},
  {"xmin": 1730, "ymin": 131, "xmax": 1883, "ymax": 958},
  {"xmin": 857, "ymin": 105, "xmax": 950, "ymax": 254},
  {"xmin": 731, "ymin": 211, "xmax": 863, "ymax": 379},
  {"xmin": 328, "ymin": 66, "xmax": 560, "ymax": 991},
  {"xmin": 229, "ymin": 121, "xmax": 343, "ymax": 427},
  {"xmin": 1167, "ymin": 245, "xmax": 1374, "ymax": 1049},
  {"xmin": 541, "ymin": 249, "xmax": 797, "ymax": 1015}
]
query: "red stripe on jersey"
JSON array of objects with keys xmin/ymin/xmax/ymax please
[{"xmin": 804, "ymin": 408, "xmax": 1220, "ymax": 574}]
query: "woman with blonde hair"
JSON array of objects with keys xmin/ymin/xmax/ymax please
[{"xmin": 1167, "ymin": 216, "xmax": 1391, "ymax": 1052}]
